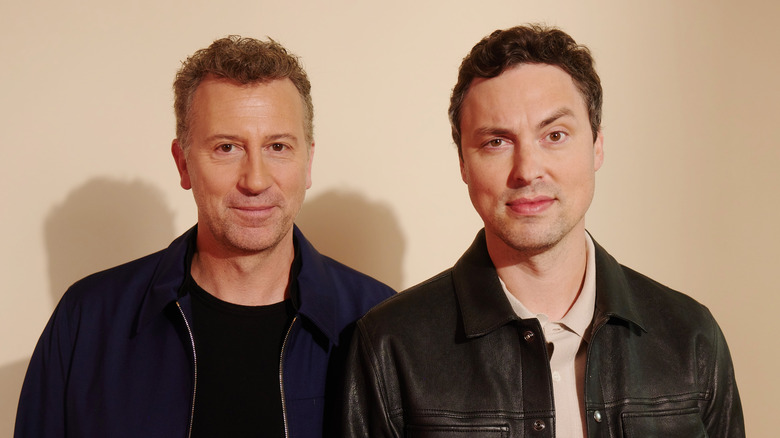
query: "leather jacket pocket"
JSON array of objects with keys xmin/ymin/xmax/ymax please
[
  {"xmin": 405, "ymin": 424, "xmax": 509, "ymax": 437},
  {"xmin": 621, "ymin": 408, "xmax": 706, "ymax": 438}
]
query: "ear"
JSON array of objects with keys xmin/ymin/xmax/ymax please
[
  {"xmin": 460, "ymin": 155, "xmax": 468, "ymax": 184},
  {"xmin": 305, "ymin": 142, "xmax": 315, "ymax": 190},
  {"xmin": 172, "ymin": 139, "xmax": 192, "ymax": 190},
  {"xmin": 593, "ymin": 130, "xmax": 604, "ymax": 172}
]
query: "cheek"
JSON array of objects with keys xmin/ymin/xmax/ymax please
[
  {"xmin": 563, "ymin": 163, "xmax": 597, "ymax": 204},
  {"xmin": 466, "ymin": 173, "xmax": 502, "ymax": 210},
  {"xmin": 470, "ymin": 163, "xmax": 503, "ymax": 191},
  {"xmin": 190, "ymin": 166, "xmax": 236, "ymax": 198},
  {"xmin": 289, "ymin": 161, "xmax": 314, "ymax": 190},
  {"xmin": 558, "ymin": 152, "xmax": 595, "ymax": 181}
]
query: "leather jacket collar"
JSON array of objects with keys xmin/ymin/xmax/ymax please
[{"xmin": 452, "ymin": 229, "xmax": 647, "ymax": 340}]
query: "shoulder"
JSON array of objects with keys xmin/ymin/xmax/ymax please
[
  {"xmin": 622, "ymin": 264, "xmax": 716, "ymax": 327},
  {"xmin": 295, "ymin": 228, "xmax": 396, "ymax": 306},
  {"xmin": 303, "ymin": 253, "xmax": 396, "ymax": 320},
  {"xmin": 71, "ymin": 249, "xmax": 166, "ymax": 289},
  {"xmin": 359, "ymin": 269, "xmax": 456, "ymax": 333},
  {"xmin": 599, "ymin": 259, "xmax": 725, "ymax": 359},
  {"xmin": 592, "ymin": 238, "xmax": 718, "ymax": 333},
  {"xmin": 319, "ymin": 254, "xmax": 394, "ymax": 293},
  {"xmin": 32, "ymin": 246, "xmax": 179, "ymax": 350},
  {"xmin": 62, "ymin": 228, "xmax": 193, "ymax": 308},
  {"xmin": 58, "ymin": 249, "xmax": 168, "ymax": 313}
]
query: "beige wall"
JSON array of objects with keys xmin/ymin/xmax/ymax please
[{"xmin": 1, "ymin": 0, "xmax": 777, "ymax": 435}]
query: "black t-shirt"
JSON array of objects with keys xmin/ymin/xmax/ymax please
[{"xmin": 185, "ymin": 270, "xmax": 297, "ymax": 437}]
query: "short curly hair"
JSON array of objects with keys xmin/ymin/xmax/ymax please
[
  {"xmin": 449, "ymin": 24, "xmax": 602, "ymax": 158},
  {"xmin": 173, "ymin": 35, "xmax": 313, "ymax": 148}
]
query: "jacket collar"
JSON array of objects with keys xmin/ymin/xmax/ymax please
[
  {"xmin": 135, "ymin": 224, "xmax": 346, "ymax": 345},
  {"xmin": 452, "ymin": 229, "xmax": 646, "ymax": 338},
  {"xmin": 292, "ymin": 224, "xmax": 346, "ymax": 345},
  {"xmin": 453, "ymin": 230, "xmax": 520, "ymax": 338},
  {"xmin": 591, "ymin": 237, "xmax": 647, "ymax": 332},
  {"xmin": 134, "ymin": 225, "xmax": 194, "ymax": 336}
]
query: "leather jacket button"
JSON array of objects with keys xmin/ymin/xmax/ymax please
[
  {"xmin": 523, "ymin": 330, "xmax": 535, "ymax": 341},
  {"xmin": 593, "ymin": 410, "xmax": 602, "ymax": 422},
  {"xmin": 533, "ymin": 419, "xmax": 546, "ymax": 431}
]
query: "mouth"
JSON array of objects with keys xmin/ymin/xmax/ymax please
[
  {"xmin": 232, "ymin": 205, "xmax": 275, "ymax": 211},
  {"xmin": 506, "ymin": 196, "xmax": 555, "ymax": 215},
  {"xmin": 230, "ymin": 205, "xmax": 277, "ymax": 221}
]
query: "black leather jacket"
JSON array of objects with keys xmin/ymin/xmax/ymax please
[{"xmin": 344, "ymin": 230, "xmax": 744, "ymax": 437}]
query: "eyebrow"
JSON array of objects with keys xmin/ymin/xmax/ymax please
[
  {"xmin": 537, "ymin": 108, "xmax": 575, "ymax": 130},
  {"xmin": 473, "ymin": 127, "xmax": 515, "ymax": 139},
  {"xmin": 265, "ymin": 133, "xmax": 300, "ymax": 143},
  {"xmin": 473, "ymin": 107, "xmax": 578, "ymax": 137},
  {"xmin": 204, "ymin": 133, "xmax": 300, "ymax": 143}
]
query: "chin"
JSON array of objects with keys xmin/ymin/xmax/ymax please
[
  {"xmin": 214, "ymin": 225, "xmax": 275, "ymax": 252},
  {"xmin": 504, "ymin": 236, "xmax": 557, "ymax": 253},
  {"xmin": 494, "ymin": 224, "xmax": 565, "ymax": 253},
  {"xmin": 232, "ymin": 232, "xmax": 284, "ymax": 252}
]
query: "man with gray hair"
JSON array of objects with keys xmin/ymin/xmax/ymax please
[
  {"xmin": 344, "ymin": 25, "xmax": 743, "ymax": 437},
  {"xmin": 16, "ymin": 36, "xmax": 393, "ymax": 438}
]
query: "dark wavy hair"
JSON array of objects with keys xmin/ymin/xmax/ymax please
[
  {"xmin": 448, "ymin": 24, "xmax": 602, "ymax": 158},
  {"xmin": 173, "ymin": 35, "xmax": 313, "ymax": 148}
]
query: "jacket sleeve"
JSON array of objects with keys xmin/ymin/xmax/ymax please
[
  {"xmin": 703, "ymin": 314, "xmax": 745, "ymax": 437},
  {"xmin": 342, "ymin": 319, "xmax": 401, "ymax": 438},
  {"xmin": 14, "ymin": 299, "xmax": 73, "ymax": 437}
]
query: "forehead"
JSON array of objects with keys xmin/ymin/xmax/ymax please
[
  {"xmin": 189, "ymin": 76, "xmax": 304, "ymax": 125},
  {"xmin": 461, "ymin": 63, "xmax": 587, "ymax": 125}
]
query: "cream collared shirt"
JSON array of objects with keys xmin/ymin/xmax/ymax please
[{"xmin": 499, "ymin": 233, "xmax": 596, "ymax": 438}]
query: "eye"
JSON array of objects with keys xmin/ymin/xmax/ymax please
[
  {"xmin": 546, "ymin": 131, "xmax": 567, "ymax": 143},
  {"xmin": 218, "ymin": 144, "xmax": 236, "ymax": 153},
  {"xmin": 486, "ymin": 138, "xmax": 505, "ymax": 148},
  {"xmin": 270, "ymin": 143, "xmax": 287, "ymax": 152}
]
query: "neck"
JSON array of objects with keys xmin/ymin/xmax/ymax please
[
  {"xmin": 488, "ymin": 227, "xmax": 588, "ymax": 321},
  {"xmin": 191, "ymin": 231, "xmax": 295, "ymax": 306}
]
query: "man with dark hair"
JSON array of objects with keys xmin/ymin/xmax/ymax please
[
  {"xmin": 344, "ymin": 25, "xmax": 744, "ymax": 437},
  {"xmin": 15, "ymin": 36, "xmax": 394, "ymax": 438}
]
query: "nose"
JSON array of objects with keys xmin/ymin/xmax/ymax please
[
  {"xmin": 510, "ymin": 142, "xmax": 543, "ymax": 187},
  {"xmin": 238, "ymin": 152, "xmax": 272, "ymax": 195}
]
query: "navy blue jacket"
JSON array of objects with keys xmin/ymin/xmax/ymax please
[{"xmin": 15, "ymin": 225, "xmax": 395, "ymax": 437}]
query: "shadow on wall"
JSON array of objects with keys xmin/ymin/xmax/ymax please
[
  {"xmin": 45, "ymin": 177, "xmax": 177, "ymax": 304},
  {"xmin": 0, "ymin": 359, "xmax": 29, "ymax": 433},
  {"xmin": 296, "ymin": 189, "xmax": 405, "ymax": 291}
]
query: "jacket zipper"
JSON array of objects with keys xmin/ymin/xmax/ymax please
[
  {"xmin": 177, "ymin": 301, "xmax": 197, "ymax": 438},
  {"xmin": 279, "ymin": 316, "xmax": 297, "ymax": 438}
]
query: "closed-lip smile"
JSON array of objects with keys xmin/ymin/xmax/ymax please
[
  {"xmin": 233, "ymin": 205, "xmax": 274, "ymax": 211},
  {"xmin": 230, "ymin": 205, "xmax": 276, "ymax": 220},
  {"xmin": 506, "ymin": 196, "xmax": 554, "ymax": 215}
]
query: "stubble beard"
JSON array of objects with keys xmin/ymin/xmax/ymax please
[
  {"xmin": 199, "ymin": 195, "xmax": 299, "ymax": 256},
  {"xmin": 492, "ymin": 215, "xmax": 568, "ymax": 257},
  {"xmin": 218, "ymin": 213, "xmax": 294, "ymax": 255},
  {"xmin": 489, "ymin": 182, "xmax": 593, "ymax": 258}
]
